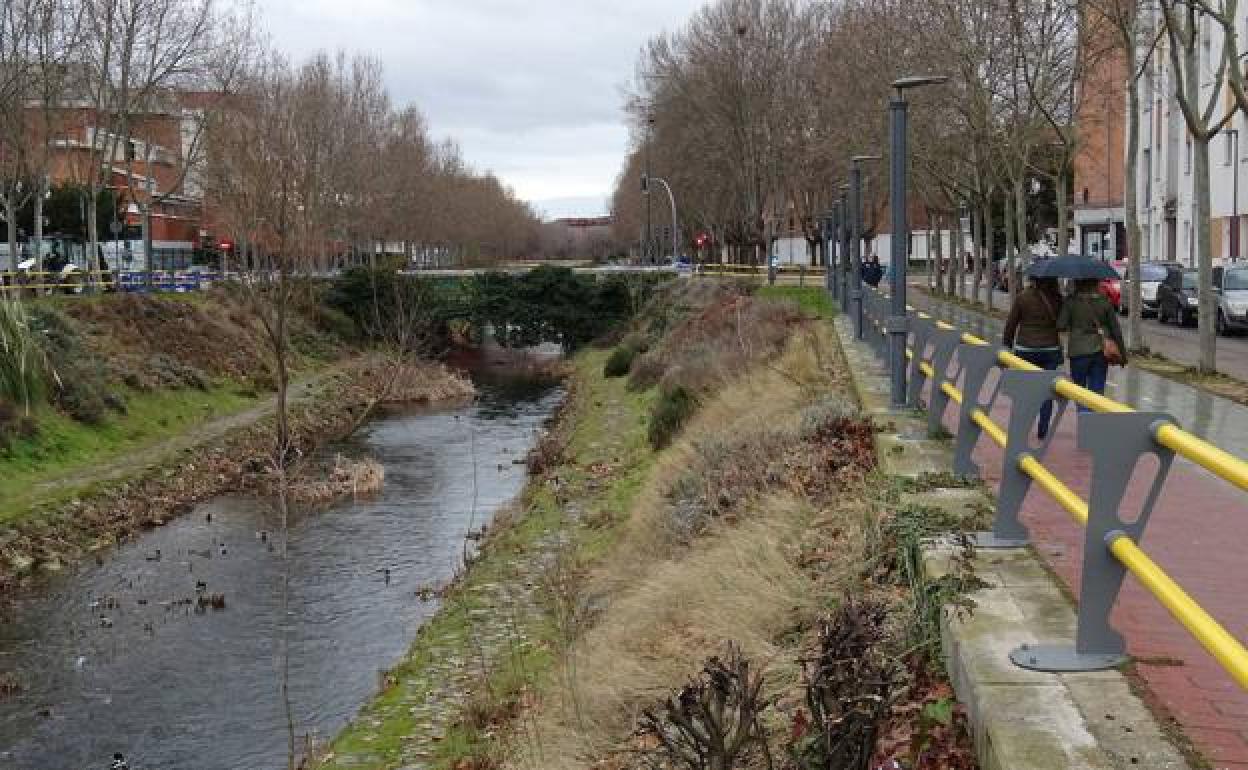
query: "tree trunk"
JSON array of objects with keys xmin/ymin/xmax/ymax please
[
  {"xmin": 1013, "ymin": 179, "xmax": 1027, "ymax": 303},
  {"xmin": 33, "ymin": 191, "xmax": 44, "ymax": 273},
  {"xmin": 1056, "ymin": 166, "xmax": 1070, "ymax": 256},
  {"xmin": 1125, "ymin": 34, "xmax": 1145, "ymax": 351},
  {"xmin": 6, "ymin": 201, "xmax": 17, "ymax": 274},
  {"xmin": 932, "ymin": 215, "xmax": 945, "ymax": 293},
  {"xmin": 951, "ymin": 209, "xmax": 963, "ymax": 298},
  {"xmin": 968, "ymin": 202, "xmax": 978, "ymax": 304},
  {"xmin": 87, "ymin": 192, "xmax": 101, "ymax": 290},
  {"xmin": 1194, "ymin": 136, "xmax": 1217, "ymax": 372},
  {"xmin": 1004, "ymin": 191, "xmax": 1016, "ymax": 308}
]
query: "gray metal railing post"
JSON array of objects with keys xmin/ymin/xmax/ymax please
[
  {"xmin": 906, "ymin": 315, "xmax": 936, "ymax": 408},
  {"xmin": 925, "ymin": 327, "xmax": 964, "ymax": 436},
  {"xmin": 1011, "ymin": 411, "xmax": 1177, "ymax": 673},
  {"xmin": 971, "ymin": 369, "xmax": 1071, "ymax": 549},
  {"xmin": 951, "ymin": 343, "xmax": 1004, "ymax": 478}
]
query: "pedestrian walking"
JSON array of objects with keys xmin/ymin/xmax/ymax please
[
  {"xmin": 1003, "ymin": 276, "xmax": 1064, "ymax": 439},
  {"xmin": 862, "ymin": 254, "xmax": 883, "ymax": 288},
  {"xmin": 1058, "ymin": 277, "xmax": 1127, "ymax": 409}
]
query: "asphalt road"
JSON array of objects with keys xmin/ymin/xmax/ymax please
[{"xmin": 924, "ymin": 281, "xmax": 1248, "ymax": 381}]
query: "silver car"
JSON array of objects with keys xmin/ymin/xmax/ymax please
[
  {"xmin": 1213, "ymin": 265, "xmax": 1248, "ymax": 335},
  {"xmin": 1125, "ymin": 261, "xmax": 1183, "ymax": 317}
]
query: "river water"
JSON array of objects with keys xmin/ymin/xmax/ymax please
[{"xmin": 0, "ymin": 371, "xmax": 563, "ymax": 770}]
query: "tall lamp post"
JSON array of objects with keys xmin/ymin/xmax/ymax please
[
  {"xmin": 1231, "ymin": 128, "xmax": 1240, "ymax": 261},
  {"xmin": 888, "ymin": 75, "xmax": 948, "ymax": 408},
  {"xmin": 850, "ymin": 156, "xmax": 880, "ymax": 339},
  {"xmin": 648, "ymin": 175, "xmax": 679, "ymax": 262},
  {"xmin": 837, "ymin": 185, "xmax": 850, "ymax": 304}
]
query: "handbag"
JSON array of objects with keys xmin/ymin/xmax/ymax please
[{"xmin": 1094, "ymin": 309, "xmax": 1125, "ymax": 366}]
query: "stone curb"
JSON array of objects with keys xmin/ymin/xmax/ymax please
[{"xmin": 832, "ymin": 316, "xmax": 1192, "ymax": 770}]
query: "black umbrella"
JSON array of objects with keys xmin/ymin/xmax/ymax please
[{"xmin": 1025, "ymin": 254, "xmax": 1120, "ymax": 281}]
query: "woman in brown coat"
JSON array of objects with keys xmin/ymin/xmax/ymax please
[{"xmin": 1003, "ymin": 276, "xmax": 1063, "ymax": 439}]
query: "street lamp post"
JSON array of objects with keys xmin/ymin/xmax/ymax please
[
  {"xmin": 850, "ymin": 156, "xmax": 880, "ymax": 339},
  {"xmin": 1232, "ymin": 128, "xmax": 1241, "ymax": 261},
  {"xmin": 837, "ymin": 186, "xmax": 850, "ymax": 304},
  {"xmin": 645, "ymin": 116, "xmax": 655, "ymax": 263},
  {"xmin": 888, "ymin": 75, "xmax": 949, "ymax": 408},
  {"xmin": 650, "ymin": 175, "xmax": 679, "ymax": 263}
]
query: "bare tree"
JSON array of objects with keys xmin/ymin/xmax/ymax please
[
  {"xmin": 71, "ymin": 0, "xmax": 221, "ymax": 285},
  {"xmin": 1158, "ymin": 0, "xmax": 1234, "ymax": 372},
  {"xmin": 1088, "ymin": 0, "xmax": 1161, "ymax": 352}
]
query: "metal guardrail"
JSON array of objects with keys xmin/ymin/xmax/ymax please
[
  {"xmin": 0, "ymin": 270, "xmax": 222, "ymax": 295},
  {"xmin": 858, "ymin": 286, "xmax": 1248, "ymax": 690}
]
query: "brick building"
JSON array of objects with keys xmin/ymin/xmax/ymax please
[{"xmin": 1072, "ymin": 13, "xmax": 1127, "ymax": 260}]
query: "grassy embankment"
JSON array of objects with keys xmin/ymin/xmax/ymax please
[
  {"xmin": 0, "ymin": 290, "xmax": 348, "ymax": 526},
  {"xmin": 0, "ymin": 386, "xmax": 260, "ymax": 522},
  {"xmin": 321, "ymin": 282, "xmax": 978, "ymax": 770}
]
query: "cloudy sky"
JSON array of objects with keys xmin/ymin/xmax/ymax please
[{"xmin": 261, "ymin": 0, "xmax": 706, "ymax": 220}]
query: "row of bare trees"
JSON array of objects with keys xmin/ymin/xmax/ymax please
[
  {"xmin": 616, "ymin": 0, "xmax": 1248, "ymax": 370},
  {"xmin": 0, "ymin": 0, "xmax": 542, "ymax": 280},
  {"xmin": 203, "ymin": 51, "xmax": 541, "ymax": 273},
  {"xmin": 613, "ymin": 0, "xmax": 1095, "ymax": 296}
]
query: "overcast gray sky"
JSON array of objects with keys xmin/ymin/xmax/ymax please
[{"xmin": 261, "ymin": 0, "xmax": 705, "ymax": 220}]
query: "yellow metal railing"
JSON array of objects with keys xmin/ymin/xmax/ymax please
[{"xmin": 900, "ymin": 303, "xmax": 1248, "ymax": 690}]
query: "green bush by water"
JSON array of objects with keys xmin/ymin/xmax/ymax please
[
  {"xmin": 648, "ymin": 383, "xmax": 698, "ymax": 449},
  {"xmin": 604, "ymin": 334, "xmax": 649, "ymax": 378}
]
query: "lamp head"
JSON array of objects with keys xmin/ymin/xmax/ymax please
[{"xmin": 892, "ymin": 75, "xmax": 950, "ymax": 91}]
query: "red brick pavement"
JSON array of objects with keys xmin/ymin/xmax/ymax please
[{"xmin": 932, "ymin": 370, "xmax": 1248, "ymax": 769}]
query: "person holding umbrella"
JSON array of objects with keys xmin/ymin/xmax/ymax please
[
  {"xmin": 1003, "ymin": 275, "xmax": 1064, "ymax": 439},
  {"xmin": 1029, "ymin": 255, "xmax": 1127, "ymax": 408}
]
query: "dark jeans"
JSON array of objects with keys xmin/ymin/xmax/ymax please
[
  {"xmin": 1015, "ymin": 348, "xmax": 1063, "ymax": 437},
  {"xmin": 1069, "ymin": 353, "xmax": 1109, "ymax": 413}
]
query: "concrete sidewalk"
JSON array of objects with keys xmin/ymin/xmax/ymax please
[{"xmin": 907, "ymin": 293, "xmax": 1248, "ymax": 770}]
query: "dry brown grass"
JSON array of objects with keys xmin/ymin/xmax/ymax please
[
  {"xmin": 374, "ymin": 359, "xmax": 475, "ymax": 404},
  {"xmin": 508, "ymin": 327, "xmax": 873, "ymax": 770}
]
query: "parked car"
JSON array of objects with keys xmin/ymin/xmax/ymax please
[
  {"xmin": 1213, "ymin": 264, "xmax": 1248, "ymax": 335},
  {"xmin": 1157, "ymin": 266, "xmax": 1201, "ymax": 326},
  {"xmin": 1125, "ymin": 261, "xmax": 1183, "ymax": 317}
]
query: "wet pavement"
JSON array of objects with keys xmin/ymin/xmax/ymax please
[
  {"xmin": 0, "ymin": 373, "xmax": 563, "ymax": 770},
  {"xmin": 901, "ymin": 292, "xmax": 1248, "ymax": 769}
]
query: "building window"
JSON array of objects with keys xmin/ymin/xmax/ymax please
[{"xmin": 1083, "ymin": 187, "xmax": 1090, "ymax": 204}]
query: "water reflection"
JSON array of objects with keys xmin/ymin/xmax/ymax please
[{"xmin": 0, "ymin": 376, "xmax": 562, "ymax": 770}]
